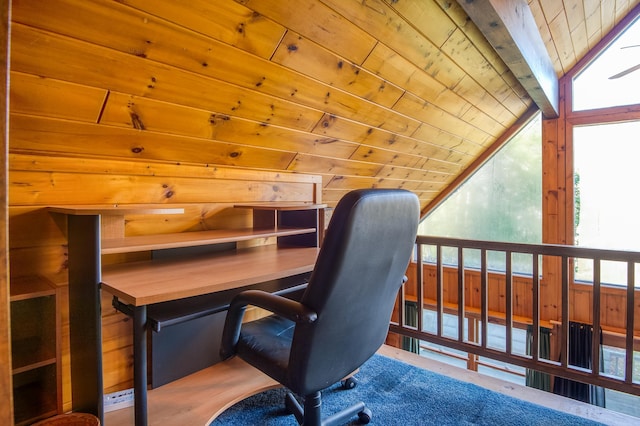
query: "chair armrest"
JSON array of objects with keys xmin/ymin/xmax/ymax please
[
  {"xmin": 234, "ymin": 290, "xmax": 317, "ymax": 323},
  {"xmin": 220, "ymin": 290, "xmax": 317, "ymax": 360}
]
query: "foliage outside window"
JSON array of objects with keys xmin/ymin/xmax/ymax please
[{"xmin": 418, "ymin": 113, "xmax": 542, "ymax": 274}]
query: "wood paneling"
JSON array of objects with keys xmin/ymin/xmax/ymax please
[
  {"xmin": 271, "ymin": 31, "xmax": 405, "ymax": 108},
  {"xmin": 7, "ymin": 0, "xmax": 538, "ymax": 211}
]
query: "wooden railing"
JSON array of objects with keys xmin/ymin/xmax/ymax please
[{"xmin": 390, "ymin": 236, "xmax": 640, "ymax": 397}]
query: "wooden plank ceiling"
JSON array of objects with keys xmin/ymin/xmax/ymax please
[{"xmin": 8, "ymin": 0, "xmax": 640, "ymax": 210}]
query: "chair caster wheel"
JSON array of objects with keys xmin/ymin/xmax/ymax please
[
  {"xmin": 342, "ymin": 376, "xmax": 357, "ymax": 389},
  {"xmin": 358, "ymin": 407, "xmax": 372, "ymax": 424}
]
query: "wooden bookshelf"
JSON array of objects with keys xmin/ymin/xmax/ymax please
[{"xmin": 10, "ymin": 276, "xmax": 60, "ymax": 425}]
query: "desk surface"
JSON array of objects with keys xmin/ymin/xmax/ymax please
[{"xmin": 101, "ymin": 245, "xmax": 319, "ymax": 306}]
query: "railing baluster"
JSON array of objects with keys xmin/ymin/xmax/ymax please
[
  {"xmin": 458, "ymin": 246, "xmax": 465, "ymax": 343},
  {"xmin": 416, "ymin": 243, "xmax": 424, "ymax": 333},
  {"xmin": 505, "ymin": 251, "xmax": 513, "ymax": 355},
  {"xmin": 397, "ymin": 276, "xmax": 404, "ymax": 328},
  {"xmin": 436, "ymin": 244, "xmax": 443, "ymax": 338},
  {"xmin": 560, "ymin": 255, "xmax": 570, "ymax": 369},
  {"xmin": 532, "ymin": 253, "xmax": 540, "ymax": 362},
  {"xmin": 481, "ymin": 248, "xmax": 488, "ymax": 349},
  {"xmin": 592, "ymin": 259, "xmax": 602, "ymax": 376},
  {"xmin": 626, "ymin": 262, "xmax": 635, "ymax": 384}
]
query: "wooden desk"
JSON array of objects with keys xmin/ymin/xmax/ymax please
[
  {"xmin": 50, "ymin": 203, "xmax": 324, "ymax": 426},
  {"xmin": 102, "ymin": 245, "xmax": 318, "ymax": 426}
]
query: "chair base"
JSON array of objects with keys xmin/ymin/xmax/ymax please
[{"xmin": 285, "ymin": 391, "xmax": 371, "ymax": 426}]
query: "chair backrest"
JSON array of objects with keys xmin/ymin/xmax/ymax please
[{"xmin": 288, "ymin": 189, "xmax": 419, "ymax": 394}]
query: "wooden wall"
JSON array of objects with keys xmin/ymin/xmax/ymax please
[{"xmin": 7, "ymin": 0, "xmax": 541, "ymax": 211}]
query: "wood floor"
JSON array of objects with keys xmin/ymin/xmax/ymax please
[{"xmin": 104, "ymin": 344, "xmax": 636, "ymax": 426}]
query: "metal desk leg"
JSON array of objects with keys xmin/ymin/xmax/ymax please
[{"xmin": 133, "ymin": 305, "xmax": 148, "ymax": 426}]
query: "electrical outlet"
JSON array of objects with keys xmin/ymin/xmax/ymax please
[{"xmin": 104, "ymin": 388, "xmax": 134, "ymax": 412}]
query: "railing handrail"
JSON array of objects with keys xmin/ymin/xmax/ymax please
[{"xmin": 417, "ymin": 235, "xmax": 640, "ymax": 263}]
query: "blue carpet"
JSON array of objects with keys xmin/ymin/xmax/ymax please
[{"xmin": 210, "ymin": 354, "xmax": 604, "ymax": 425}]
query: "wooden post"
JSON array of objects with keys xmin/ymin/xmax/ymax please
[
  {"xmin": 541, "ymin": 77, "xmax": 570, "ymax": 324},
  {"xmin": 0, "ymin": 1, "xmax": 13, "ymax": 424}
]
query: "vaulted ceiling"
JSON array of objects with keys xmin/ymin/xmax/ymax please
[{"xmin": 9, "ymin": 0, "xmax": 640, "ymax": 210}]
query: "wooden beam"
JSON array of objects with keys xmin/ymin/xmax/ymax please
[{"xmin": 457, "ymin": 0, "xmax": 559, "ymax": 118}]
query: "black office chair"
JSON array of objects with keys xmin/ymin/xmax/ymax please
[{"xmin": 220, "ymin": 189, "xmax": 420, "ymax": 426}]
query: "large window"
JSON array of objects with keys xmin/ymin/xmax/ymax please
[
  {"xmin": 571, "ymin": 16, "xmax": 640, "ymax": 287},
  {"xmin": 418, "ymin": 113, "xmax": 542, "ymax": 273}
]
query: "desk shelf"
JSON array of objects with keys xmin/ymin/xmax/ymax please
[{"xmin": 101, "ymin": 227, "xmax": 317, "ymax": 254}]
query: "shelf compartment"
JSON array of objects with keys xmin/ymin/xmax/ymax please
[
  {"xmin": 10, "ymin": 295, "xmax": 57, "ymax": 371},
  {"xmin": 13, "ymin": 364, "xmax": 58, "ymax": 426},
  {"xmin": 10, "ymin": 276, "xmax": 56, "ymax": 302}
]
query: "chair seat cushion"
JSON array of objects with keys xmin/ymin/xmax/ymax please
[{"xmin": 237, "ymin": 315, "xmax": 294, "ymax": 386}]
